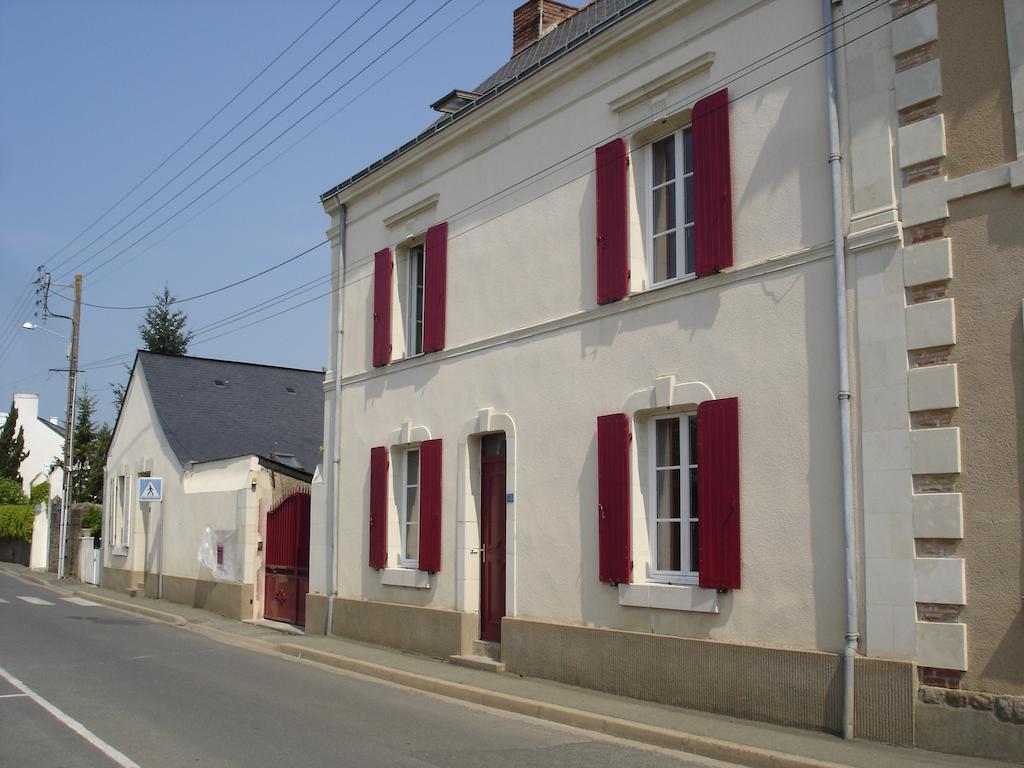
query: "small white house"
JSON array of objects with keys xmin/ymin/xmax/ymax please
[
  {"xmin": 0, "ymin": 392, "xmax": 64, "ymax": 497},
  {"xmin": 103, "ymin": 351, "xmax": 323, "ymax": 623}
]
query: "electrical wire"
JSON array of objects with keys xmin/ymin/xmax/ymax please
[
  {"xmin": 64, "ymin": 1, "xmax": 905, "ymax": 379},
  {"xmin": 45, "ymin": 0, "xmax": 348, "ymax": 277},
  {"xmin": 55, "ymin": 0, "xmax": 421, "ymax": 282}
]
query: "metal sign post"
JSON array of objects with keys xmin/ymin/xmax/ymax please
[{"xmin": 138, "ymin": 479, "xmax": 164, "ymax": 598}]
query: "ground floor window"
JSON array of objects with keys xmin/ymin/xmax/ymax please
[{"xmin": 651, "ymin": 413, "xmax": 698, "ymax": 581}]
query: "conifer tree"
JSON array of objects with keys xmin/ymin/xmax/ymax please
[
  {"xmin": 0, "ymin": 401, "xmax": 29, "ymax": 484},
  {"xmin": 139, "ymin": 285, "xmax": 193, "ymax": 355}
]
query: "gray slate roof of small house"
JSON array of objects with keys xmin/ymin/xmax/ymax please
[
  {"xmin": 38, "ymin": 418, "xmax": 65, "ymax": 437},
  {"xmin": 136, "ymin": 351, "xmax": 324, "ymax": 477},
  {"xmin": 319, "ymin": 0, "xmax": 655, "ymax": 201}
]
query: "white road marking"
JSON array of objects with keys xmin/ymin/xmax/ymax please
[
  {"xmin": 62, "ymin": 597, "xmax": 100, "ymax": 607},
  {"xmin": 0, "ymin": 665, "xmax": 142, "ymax": 768},
  {"xmin": 16, "ymin": 596, "xmax": 54, "ymax": 606},
  {"xmin": 0, "ymin": 598, "xmax": 8, "ymax": 603},
  {"xmin": 0, "ymin": 693, "xmax": 28, "ymax": 699}
]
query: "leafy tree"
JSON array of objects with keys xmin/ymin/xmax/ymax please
[
  {"xmin": 0, "ymin": 478, "xmax": 26, "ymax": 505},
  {"xmin": 29, "ymin": 481, "xmax": 50, "ymax": 506},
  {"xmin": 0, "ymin": 402, "xmax": 29, "ymax": 484},
  {"xmin": 139, "ymin": 285, "xmax": 193, "ymax": 355}
]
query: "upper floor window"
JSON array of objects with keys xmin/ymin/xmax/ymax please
[
  {"xmin": 649, "ymin": 127, "xmax": 694, "ymax": 285},
  {"xmin": 406, "ymin": 244, "xmax": 425, "ymax": 357}
]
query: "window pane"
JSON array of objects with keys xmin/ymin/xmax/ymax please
[
  {"xmin": 682, "ymin": 128, "xmax": 692, "ymax": 175},
  {"xmin": 652, "ymin": 184, "xmax": 676, "ymax": 235},
  {"xmin": 653, "ymin": 232, "xmax": 676, "ymax": 283},
  {"xmin": 482, "ymin": 433, "xmax": 506, "ymax": 457},
  {"xmin": 656, "ymin": 418, "xmax": 680, "ymax": 466},
  {"xmin": 690, "ymin": 520, "xmax": 699, "ymax": 572},
  {"xmin": 689, "ymin": 467, "xmax": 698, "ymax": 516},
  {"xmin": 688, "ymin": 415, "xmax": 697, "ymax": 462},
  {"xmin": 405, "ymin": 522, "xmax": 419, "ymax": 560},
  {"xmin": 656, "ymin": 469, "xmax": 680, "ymax": 520},
  {"xmin": 683, "ymin": 226, "xmax": 695, "ymax": 276},
  {"xmin": 406, "ymin": 485, "xmax": 420, "ymax": 526},
  {"xmin": 652, "ymin": 136, "xmax": 675, "ymax": 186},
  {"xmin": 657, "ymin": 521, "xmax": 681, "ymax": 571},
  {"xmin": 683, "ymin": 175, "xmax": 694, "ymax": 226},
  {"xmin": 406, "ymin": 450, "xmax": 419, "ymax": 484}
]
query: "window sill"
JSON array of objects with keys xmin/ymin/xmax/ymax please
[
  {"xmin": 618, "ymin": 582, "xmax": 718, "ymax": 613},
  {"xmin": 380, "ymin": 568, "xmax": 431, "ymax": 589},
  {"xmin": 646, "ymin": 273, "xmax": 697, "ymax": 292}
]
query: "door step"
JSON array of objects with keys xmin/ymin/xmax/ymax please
[
  {"xmin": 448, "ymin": 654, "xmax": 505, "ymax": 673},
  {"xmin": 449, "ymin": 640, "xmax": 504, "ymax": 672}
]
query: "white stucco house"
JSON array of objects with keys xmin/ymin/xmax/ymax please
[
  {"xmin": 103, "ymin": 351, "xmax": 323, "ymax": 624},
  {"xmin": 0, "ymin": 392, "xmax": 64, "ymax": 497},
  {"xmin": 309, "ymin": 0, "xmax": 1024, "ymax": 758}
]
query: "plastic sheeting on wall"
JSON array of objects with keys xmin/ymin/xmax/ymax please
[{"xmin": 197, "ymin": 526, "xmax": 239, "ymax": 582}]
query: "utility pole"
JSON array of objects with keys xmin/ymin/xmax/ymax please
[{"xmin": 43, "ymin": 273, "xmax": 81, "ymax": 579}]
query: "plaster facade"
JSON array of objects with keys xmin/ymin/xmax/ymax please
[
  {"xmin": 312, "ymin": 0, "xmax": 1024, "ymax": 754},
  {"xmin": 102, "ymin": 362, "xmax": 308, "ymax": 622}
]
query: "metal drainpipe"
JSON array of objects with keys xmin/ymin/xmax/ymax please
[
  {"xmin": 823, "ymin": 0, "xmax": 859, "ymax": 740},
  {"xmin": 326, "ymin": 198, "xmax": 346, "ymax": 637}
]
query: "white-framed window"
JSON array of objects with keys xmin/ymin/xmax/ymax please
[
  {"xmin": 648, "ymin": 126, "xmax": 694, "ymax": 285},
  {"xmin": 109, "ymin": 473, "xmax": 131, "ymax": 551},
  {"xmin": 405, "ymin": 243, "xmax": 425, "ymax": 357},
  {"xmin": 399, "ymin": 447, "xmax": 420, "ymax": 567},
  {"xmin": 649, "ymin": 413, "xmax": 699, "ymax": 583}
]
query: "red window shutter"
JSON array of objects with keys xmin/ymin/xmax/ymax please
[
  {"xmin": 369, "ymin": 446, "xmax": 389, "ymax": 569},
  {"xmin": 597, "ymin": 413, "xmax": 632, "ymax": 584},
  {"xmin": 372, "ymin": 248, "xmax": 392, "ymax": 367},
  {"xmin": 697, "ymin": 397, "xmax": 740, "ymax": 589},
  {"xmin": 595, "ymin": 138, "xmax": 629, "ymax": 305},
  {"xmin": 423, "ymin": 222, "xmax": 448, "ymax": 353},
  {"xmin": 692, "ymin": 89, "xmax": 733, "ymax": 277},
  {"xmin": 418, "ymin": 438, "xmax": 443, "ymax": 572}
]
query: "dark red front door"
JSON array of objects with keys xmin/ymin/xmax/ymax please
[
  {"xmin": 480, "ymin": 434, "xmax": 506, "ymax": 641},
  {"xmin": 264, "ymin": 492, "xmax": 310, "ymax": 626}
]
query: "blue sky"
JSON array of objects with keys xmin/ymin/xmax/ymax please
[{"xmin": 0, "ymin": 0, "xmax": 516, "ymax": 427}]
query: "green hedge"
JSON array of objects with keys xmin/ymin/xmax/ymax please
[{"xmin": 0, "ymin": 505, "xmax": 33, "ymax": 543}]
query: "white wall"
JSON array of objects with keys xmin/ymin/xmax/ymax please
[
  {"xmin": 323, "ymin": 0, "xmax": 848, "ymax": 652},
  {"xmin": 103, "ymin": 364, "xmax": 267, "ymax": 590},
  {"xmin": 1, "ymin": 393, "xmax": 64, "ymax": 496}
]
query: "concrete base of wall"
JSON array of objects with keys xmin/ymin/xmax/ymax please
[
  {"xmin": 915, "ymin": 696, "xmax": 1024, "ymax": 762},
  {"xmin": 141, "ymin": 573, "xmax": 253, "ymax": 621},
  {"xmin": 501, "ymin": 616, "xmax": 915, "ymax": 745},
  {"xmin": 305, "ymin": 593, "xmax": 329, "ymax": 636},
  {"xmin": 101, "ymin": 567, "xmax": 143, "ymax": 593},
  {"xmin": 328, "ymin": 597, "xmax": 476, "ymax": 658}
]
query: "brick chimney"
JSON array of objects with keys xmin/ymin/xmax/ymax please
[{"xmin": 512, "ymin": 0, "xmax": 579, "ymax": 56}]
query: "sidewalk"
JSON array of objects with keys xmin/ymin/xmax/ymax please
[{"xmin": 1, "ymin": 563, "xmax": 1007, "ymax": 768}]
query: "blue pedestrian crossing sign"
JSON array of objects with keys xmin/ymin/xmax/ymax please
[{"xmin": 138, "ymin": 477, "xmax": 163, "ymax": 502}]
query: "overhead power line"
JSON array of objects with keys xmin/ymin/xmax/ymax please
[
  {"xmin": 68, "ymin": 0, "xmax": 903, "ymax": 377},
  {"xmin": 46, "ymin": 0, "xmax": 348, "ymax": 278},
  {"xmin": 56, "ymin": 0, "xmax": 422, "ymax": 282}
]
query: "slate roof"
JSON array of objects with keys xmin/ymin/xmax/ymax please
[
  {"xmin": 38, "ymin": 418, "xmax": 65, "ymax": 437},
  {"xmin": 319, "ymin": 0, "xmax": 655, "ymax": 201},
  {"xmin": 135, "ymin": 351, "xmax": 324, "ymax": 478}
]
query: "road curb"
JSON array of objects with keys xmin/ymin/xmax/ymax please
[
  {"xmin": 72, "ymin": 591, "xmax": 187, "ymax": 626},
  {"xmin": 274, "ymin": 643, "xmax": 847, "ymax": 768}
]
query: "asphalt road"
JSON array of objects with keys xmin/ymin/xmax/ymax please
[{"xmin": 0, "ymin": 571, "xmax": 736, "ymax": 768}]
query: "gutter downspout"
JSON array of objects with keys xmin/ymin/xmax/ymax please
[
  {"xmin": 326, "ymin": 197, "xmax": 346, "ymax": 638},
  {"xmin": 823, "ymin": 0, "xmax": 858, "ymax": 740}
]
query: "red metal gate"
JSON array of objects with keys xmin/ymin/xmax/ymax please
[{"xmin": 264, "ymin": 492, "xmax": 310, "ymax": 626}]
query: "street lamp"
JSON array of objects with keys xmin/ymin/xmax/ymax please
[{"xmin": 22, "ymin": 322, "xmax": 71, "ymax": 357}]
